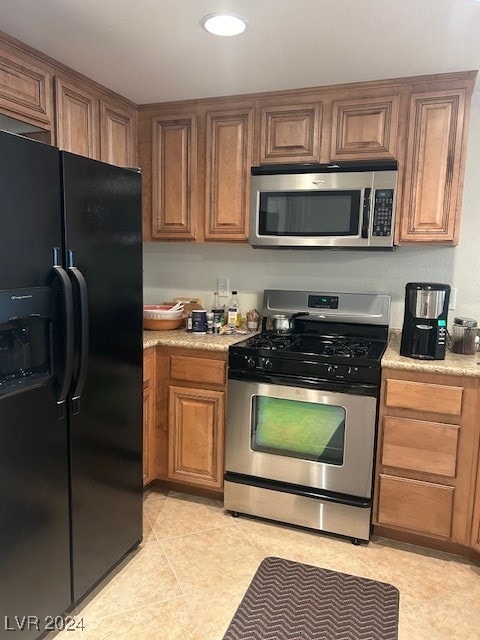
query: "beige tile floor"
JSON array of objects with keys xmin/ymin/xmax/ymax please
[{"xmin": 54, "ymin": 488, "xmax": 480, "ymax": 640}]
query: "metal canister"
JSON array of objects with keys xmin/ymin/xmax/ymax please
[{"xmin": 450, "ymin": 317, "xmax": 478, "ymax": 354}]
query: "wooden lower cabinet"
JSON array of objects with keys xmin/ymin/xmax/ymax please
[
  {"xmin": 153, "ymin": 346, "xmax": 228, "ymax": 494},
  {"xmin": 143, "ymin": 348, "xmax": 156, "ymax": 486},
  {"xmin": 471, "ymin": 461, "xmax": 480, "ymax": 552},
  {"xmin": 374, "ymin": 368, "xmax": 480, "ymax": 549},
  {"xmin": 168, "ymin": 386, "xmax": 224, "ymax": 489}
]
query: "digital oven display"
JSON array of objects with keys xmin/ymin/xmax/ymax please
[{"xmin": 308, "ymin": 295, "xmax": 339, "ymax": 309}]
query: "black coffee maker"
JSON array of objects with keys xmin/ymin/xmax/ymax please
[{"xmin": 400, "ymin": 283, "xmax": 450, "ymax": 360}]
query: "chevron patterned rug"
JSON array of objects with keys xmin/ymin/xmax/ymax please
[{"xmin": 223, "ymin": 556, "xmax": 399, "ymax": 640}]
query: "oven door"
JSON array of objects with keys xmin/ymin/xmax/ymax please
[{"xmin": 225, "ymin": 377, "xmax": 378, "ymax": 498}]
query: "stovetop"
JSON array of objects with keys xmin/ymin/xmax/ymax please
[
  {"xmin": 238, "ymin": 332, "xmax": 385, "ymax": 361},
  {"xmin": 229, "ymin": 331, "xmax": 388, "ymax": 385},
  {"xmin": 228, "ymin": 290, "xmax": 391, "ymax": 386}
]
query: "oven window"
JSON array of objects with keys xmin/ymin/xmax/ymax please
[
  {"xmin": 258, "ymin": 190, "xmax": 360, "ymax": 236},
  {"xmin": 251, "ymin": 396, "xmax": 345, "ymax": 465}
]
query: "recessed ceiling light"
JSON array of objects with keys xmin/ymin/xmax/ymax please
[{"xmin": 201, "ymin": 12, "xmax": 248, "ymax": 37}]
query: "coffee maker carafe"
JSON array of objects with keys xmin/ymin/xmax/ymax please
[{"xmin": 400, "ymin": 283, "xmax": 450, "ymax": 360}]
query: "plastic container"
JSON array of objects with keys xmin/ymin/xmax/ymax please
[{"xmin": 450, "ymin": 317, "xmax": 478, "ymax": 354}]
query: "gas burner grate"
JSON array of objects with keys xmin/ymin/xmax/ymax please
[
  {"xmin": 247, "ymin": 334, "xmax": 302, "ymax": 351},
  {"xmin": 321, "ymin": 338, "xmax": 373, "ymax": 358}
]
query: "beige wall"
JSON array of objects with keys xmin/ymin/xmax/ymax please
[{"xmin": 143, "ymin": 89, "xmax": 480, "ymax": 330}]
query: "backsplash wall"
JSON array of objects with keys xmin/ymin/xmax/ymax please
[{"xmin": 143, "ymin": 89, "xmax": 480, "ymax": 330}]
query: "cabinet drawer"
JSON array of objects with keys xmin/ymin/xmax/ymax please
[
  {"xmin": 385, "ymin": 379, "xmax": 463, "ymax": 415},
  {"xmin": 377, "ymin": 474, "xmax": 454, "ymax": 538},
  {"xmin": 382, "ymin": 416, "xmax": 459, "ymax": 477},
  {"xmin": 171, "ymin": 355, "xmax": 226, "ymax": 386}
]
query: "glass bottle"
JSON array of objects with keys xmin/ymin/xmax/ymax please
[
  {"xmin": 227, "ymin": 290, "xmax": 241, "ymax": 328},
  {"xmin": 212, "ymin": 291, "xmax": 225, "ymax": 326}
]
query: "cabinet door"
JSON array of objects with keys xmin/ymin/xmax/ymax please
[
  {"xmin": 0, "ymin": 49, "xmax": 52, "ymax": 129},
  {"xmin": 151, "ymin": 114, "xmax": 197, "ymax": 239},
  {"xmin": 143, "ymin": 349, "xmax": 155, "ymax": 486},
  {"xmin": 399, "ymin": 90, "xmax": 466, "ymax": 243},
  {"xmin": 471, "ymin": 462, "xmax": 480, "ymax": 553},
  {"xmin": 100, "ymin": 100, "xmax": 137, "ymax": 167},
  {"xmin": 168, "ymin": 385, "xmax": 224, "ymax": 490},
  {"xmin": 55, "ymin": 77, "xmax": 99, "ymax": 158},
  {"xmin": 205, "ymin": 108, "xmax": 254, "ymax": 241},
  {"xmin": 143, "ymin": 385, "xmax": 155, "ymax": 486},
  {"xmin": 330, "ymin": 95, "xmax": 399, "ymax": 160},
  {"xmin": 259, "ymin": 103, "xmax": 321, "ymax": 163}
]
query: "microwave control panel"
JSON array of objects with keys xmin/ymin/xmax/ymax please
[{"xmin": 372, "ymin": 189, "xmax": 394, "ymax": 236}]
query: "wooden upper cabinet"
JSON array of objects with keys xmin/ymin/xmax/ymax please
[
  {"xmin": 205, "ymin": 108, "xmax": 254, "ymax": 240},
  {"xmin": 100, "ymin": 100, "xmax": 137, "ymax": 167},
  {"xmin": 151, "ymin": 114, "xmax": 197, "ymax": 240},
  {"xmin": 259, "ymin": 103, "xmax": 321, "ymax": 163},
  {"xmin": 55, "ymin": 77, "xmax": 98, "ymax": 158},
  {"xmin": 330, "ymin": 94, "xmax": 399, "ymax": 160},
  {"xmin": 0, "ymin": 49, "xmax": 52, "ymax": 129},
  {"xmin": 399, "ymin": 89, "xmax": 467, "ymax": 244}
]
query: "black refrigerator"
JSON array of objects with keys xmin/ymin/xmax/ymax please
[{"xmin": 0, "ymin": 130, "xmax": 143, "ymax": 638}]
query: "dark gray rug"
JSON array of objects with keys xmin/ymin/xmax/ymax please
[{"xmin": 223, "ymin": 557, "xmax": 399, "ymax": 640}]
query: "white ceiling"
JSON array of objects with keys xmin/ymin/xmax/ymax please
[{"xmin": 1, "ymin": 0, "xmax": 480, "ymax": 104}]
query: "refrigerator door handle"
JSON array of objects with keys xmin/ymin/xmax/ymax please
[
  {"xmin": 68, "ymin": 250, "xmax": 89, "ymax": 415},
  {"xmin": 52, "ymin": 248, "xmax": 74, "ymax": 420}
]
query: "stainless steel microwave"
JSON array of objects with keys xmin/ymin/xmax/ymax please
[{"xmin": 249, "ymin": 161, "xmax": 398, "ymax": 249}]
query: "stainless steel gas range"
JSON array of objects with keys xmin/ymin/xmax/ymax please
[{"xmin": 224, "ymin": 289, "xmax": 391, "ymax": 544}]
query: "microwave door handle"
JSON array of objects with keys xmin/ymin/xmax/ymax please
[
  {"xmin": 361, "ymin": 187, "xmax": 371, "ymax": 239},
  {"xmin": 68, "ymin": 250, "xmax": 89, "ymax": 415}
]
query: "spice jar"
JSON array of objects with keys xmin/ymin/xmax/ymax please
[{"xmin": 450, "ymin": 317, "xmax": 478, "ymax": 355}]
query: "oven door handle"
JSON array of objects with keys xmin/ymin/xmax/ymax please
[{"xmin": 228, "ymin": 370, "xmax": 378, "ymax": 397}]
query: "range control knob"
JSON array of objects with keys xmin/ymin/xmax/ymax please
[
  {"xmin": 347, "ymin": 366, "xmax": 359, "ymax": 380},
  {"xmin": 327, "ymin": 364, "xmax": 337, "ymax": 378},
  {"xmin": 262, "ymin": 358, "xmax": 273, "ymax": 371},
  {"xmin": 245, "ymin": 356, "xmax": 256, "ymax": 369}
]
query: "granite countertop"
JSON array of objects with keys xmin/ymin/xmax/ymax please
[
  {"xmin": 383, "ymin": 330, "xmax": 480, "ymax": 377},
  {"xmin": 144, "ymin": 328, "xmax": 480, "ymax": 376},
  {"xmin": 143, "ymin": 328, "xmax": 252, "ymax": 352}
]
